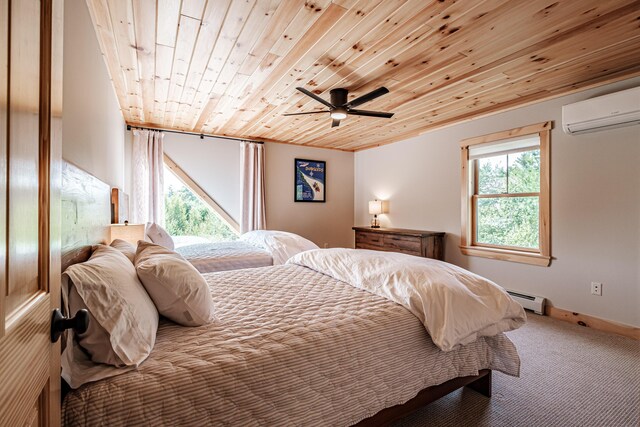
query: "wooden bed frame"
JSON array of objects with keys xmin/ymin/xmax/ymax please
[
  {"xmin": 60, "ymin": 161, "xmax": 494, "ymax": 424},
  {"xmin": 357, "ymin": 369, "xmax": 491, "ymax": 426}
]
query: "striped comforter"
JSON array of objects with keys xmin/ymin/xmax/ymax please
[
  {"xmin": 175, "ymin": 241, "xmax": 272, "ymax": 273},
  {"xmin": 62, "ymin": 265, "xmax": 520, "ymax": 426}
]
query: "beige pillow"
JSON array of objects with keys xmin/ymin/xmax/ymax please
[
  {"xmin": 135, "ymin": 241, "xmax": 215, "ymax": 326},
  {"xmin": 145, "ymin": 222, "xmax": 175, "ymax": 250},
  {"xmin": 64, "ymin": 245, "xmax": 158, "ymax": 367},
  {"xmin": 68, "ymin": 285, "xmax": 124, "ymax": 366},
  {"xmin": 110, "ymin": 238, "xmax": 136, "ymax": 263}
]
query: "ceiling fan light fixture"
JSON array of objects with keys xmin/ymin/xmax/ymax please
[{"xmin": 330, "ymin": 108, "xmax": 347, "ymax": 120}]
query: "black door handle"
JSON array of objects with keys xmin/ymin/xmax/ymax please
[{"xmin": 50, "ymin": 308, "xmax": 89, "ymax": 343}]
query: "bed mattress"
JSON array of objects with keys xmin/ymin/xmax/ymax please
[
  {"xmin": 62, "ymin": 265, "xmax": 520, "ymax": 426},
  {"xmin": 175, "ymin": 241, "xmax": 273, "ymax": 273}
]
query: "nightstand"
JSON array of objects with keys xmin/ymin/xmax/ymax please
[{"xmin": 352, "ymin": 227, "xmax": 445, "ymax": 260}]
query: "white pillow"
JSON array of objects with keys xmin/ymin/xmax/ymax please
[
  {"xmin": 135, "ymin": 241, "xmax": 215, "ymax": 326},
  {"xmin": 240, "ymin": 230, "xmax": 319, "ymax": 264},
  {"xmin": 145, "ymin": 222, "xmax": 175, "ymax": 250},
  {"xmin": 63, "ymin": 245, "xmax": 158, "ymax": 367},
  {"xmin": 110, "ymin": 238, "xmax": 136, "ymax": 263}
]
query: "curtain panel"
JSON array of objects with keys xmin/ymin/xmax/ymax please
[
  {"xmin": 240, "ymin": 141, "xmax": 266, "ymax": 233},
  {"xmin": 132, "ymin": 130, "xmax": 165, "ymax": 225}
]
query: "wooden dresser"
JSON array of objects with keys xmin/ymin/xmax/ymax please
[{"xmin": 352, "ymin": 227, "xmax": 445, "ymax": 260}]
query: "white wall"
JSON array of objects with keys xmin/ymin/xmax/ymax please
[
  {"xmin": 160, "ymin": 132, "xmax": 241, "ymax": 223},
  {"xmin": 125, "ymin": 132, "xmax": 355, "ymax": 248},
  {"xmin": 62, "ymin": 0, "xmax": 125, "ymax": 188},
  {"xmin": 355, "ymin": 77, "xmax": 640, "ymax": 327},
  {"xmin": 265, "ymin": 142, "xmax": 354, "ymax": 248}
]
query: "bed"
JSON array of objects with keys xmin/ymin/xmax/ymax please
[
  {"xmin": 61, "ymin": 252, "xmax": 524, "ymax": 426},
  {"xmin": 147, "ymin": 225, "xmax": 319, "ymax": 273},
  {"xmin": 174, "ymin": 240, "xmax": 274, "ymax": 272},
  {"xmin": 61, "ymin": 162, "xmax": 525, "ymax": 426},
  {"xmin": 109, "ymin": 182, "xmax": 317, "ymax": 274}
]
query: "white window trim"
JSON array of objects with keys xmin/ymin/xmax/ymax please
[{"xmin": 460, "ymin": 121, "xmax": 551, "ymax": 267}]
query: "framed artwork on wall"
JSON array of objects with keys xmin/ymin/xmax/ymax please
[{"xmin": 294, "ymin": 158, "xmax": 326, "ymax": 202}]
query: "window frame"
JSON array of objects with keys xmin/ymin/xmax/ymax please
[{"xmin": 460, "ymin": 121, "xmax": 551, "ymax": 266}]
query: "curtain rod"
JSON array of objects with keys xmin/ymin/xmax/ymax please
[{"xmin": 126, "ymin": 124, "xmax": 264, "ymax": 144}]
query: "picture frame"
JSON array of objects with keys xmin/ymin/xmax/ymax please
[{"xmin": 294, "ymin": 158, "xmax": 326, "ymax": 202}]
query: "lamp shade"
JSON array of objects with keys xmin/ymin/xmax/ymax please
[
  {"xmin": 368, "ymin": 200, "xmax": 383, "ymax": 215},
  {"xmin": 108, "ymin": 223, "xmax": 146, "ymax": 245}
]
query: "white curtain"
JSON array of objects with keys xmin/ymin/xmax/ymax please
[
  {"xmin": 132, "ymin": 129, "xmax": 165, "ymax": 225},
  {"xmin": 240, "ymin": 141, "xmax": 266, "ymax": 233}
]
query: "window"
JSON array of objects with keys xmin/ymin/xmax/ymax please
[
  {"xmin": 163, "ymin": 161, "xmax": 239, "ymax": 244},
  {"xmin": 460, "ymin": 122, "xmax": 551, "ymax": 266}
]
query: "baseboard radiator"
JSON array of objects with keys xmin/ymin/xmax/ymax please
[{"xmin": 506, "ymin": 290, "xmax": 546, "ymax": 315}]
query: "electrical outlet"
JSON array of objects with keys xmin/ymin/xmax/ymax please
[{"xmin": 591, "ymin": 282, "xmax": 602, "ymax": 296}]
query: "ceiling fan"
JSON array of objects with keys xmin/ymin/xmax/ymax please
[{"xmin": 284, "ymin": 87, "xmax": 394, "ymax": 127}]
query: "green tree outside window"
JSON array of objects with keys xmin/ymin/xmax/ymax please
[
  {"xmin": 164, "ymin": 167, "xmax": 237, "ymax": 242},
  {"xmin": 476, "ymin": 150, "xmax": 540, "ymax": 249}
]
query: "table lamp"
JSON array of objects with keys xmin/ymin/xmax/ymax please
[{"xmin": 369, "ymin": 200, "xmax": 383, "ymax": 228}]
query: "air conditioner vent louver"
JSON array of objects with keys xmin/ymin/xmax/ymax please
[
  {"xmin": 506, "ymin": 290, "xmax": 546, "ymax": 315},
  {"xmin": 562, "ymin": 86, "xmax": 640, "ymax": 135}
]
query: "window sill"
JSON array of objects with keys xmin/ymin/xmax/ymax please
[{"xmin": 459, "ymin": 245, "xmax": 551, "ymax": 267}]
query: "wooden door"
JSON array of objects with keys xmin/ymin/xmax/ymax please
[{"xmin": 0, "ymin": 0, "xmax": 63, "ymax": 425}]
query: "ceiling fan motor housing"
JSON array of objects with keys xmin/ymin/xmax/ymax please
[{"xmin": 330, "ymin": 88, "xmax": 349, "ymax": 107}]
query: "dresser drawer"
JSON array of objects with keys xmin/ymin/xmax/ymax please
[
  {"xmin": 383, "ymin": 234, "xmax": 421, "ymax": 253},
  {"xmin": 356, "ymin": 231, "xmax": 384, "ymax": 247},
  {"xmin": 353, "ymin": 227, "xmax": 445, "ymax": 261}
]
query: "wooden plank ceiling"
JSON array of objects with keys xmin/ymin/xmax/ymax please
[{"xmin": 86, "ymin": 0, "xmax": 640, "ymax": 151}]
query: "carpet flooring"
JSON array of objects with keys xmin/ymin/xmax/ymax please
[{"xmin": 393, "ymin": 314, "xmax": 640, "ymax": 427}]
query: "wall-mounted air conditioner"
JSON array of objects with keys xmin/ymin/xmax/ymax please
[{"xmin": 562, "ymin": 86, "xmax": 640, "ymax": 135}]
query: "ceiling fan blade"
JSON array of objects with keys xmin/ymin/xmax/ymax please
[
  {"xmin": 348, "ymin": 109, "xmax": 394, "ymax": 118},
  {"xmin": 283, "ymin": 110, "xmax": 329, "ymax": 116},
  {"xmin": 344, "ymin": 87, "xmax": 389, "ymax": 108},
  {"xmin": 331, "ymin": 118, "xmax": 341, "ymax": 128},
  {"xmin": 296, "ymin": 87, "xmax": 334, "ymax": 109}
]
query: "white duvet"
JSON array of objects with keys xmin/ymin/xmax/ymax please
[
  {"xmin": 288, "ymin": 248, "xmax": 526, "ymax": 351},
  {"xmin": 240, "ymin": 230, "xmax": 319, "ymax": 264}
]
